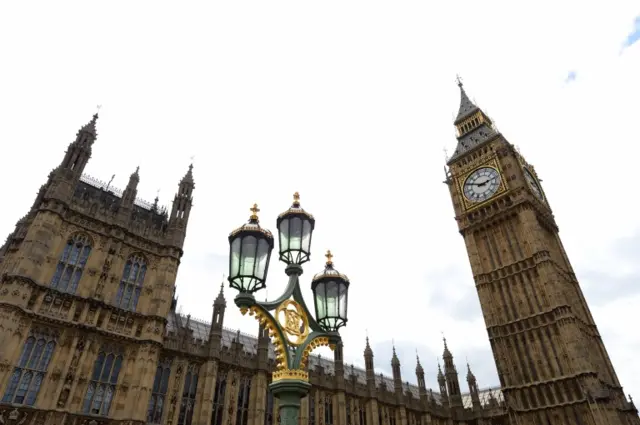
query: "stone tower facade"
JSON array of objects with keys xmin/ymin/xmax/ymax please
[
  {"xmin": 444, "ymin": 80, "xmax": 639, "ymax": 425},
  {"xmin": 0, "ymin": 113, "xmax": 194, "ymax": 424}
]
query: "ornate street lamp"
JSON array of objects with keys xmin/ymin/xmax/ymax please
[{"xmin": 228, "ymin": 193, "xmax": 350, "ymax": 425}]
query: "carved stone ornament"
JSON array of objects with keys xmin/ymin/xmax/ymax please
[{"xmin": 0, "ymin": 408, "xmax": 29, "ymax": 425}]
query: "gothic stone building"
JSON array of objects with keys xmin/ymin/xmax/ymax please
[{"xmin": 0, "ymin": 83, "xmax": 638, "ymax": 425}]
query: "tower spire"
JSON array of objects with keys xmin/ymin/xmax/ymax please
[
  {"xmin": 447, "ymin": 78, "xmax": 499, "ymax": 164},
  {"xmin": 168, "ymin": 163, "xmax": 196, "ymax": 248}
]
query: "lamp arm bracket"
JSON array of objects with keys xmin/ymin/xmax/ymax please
[
  {"xmin": 293, "ymin": 331, "xmax": 334, "ymax": 371},
  {"xmin": 261, "ymin": 272, "xmax": 298, "ymax": 310},
  {"xmin": 247, "ymin": 303, "xmax": 292, "ymax": 370},
  {"xmin": 292, "ymin": 280, "xmax": 324, "ymax": 333}
]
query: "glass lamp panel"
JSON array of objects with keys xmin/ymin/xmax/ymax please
[
  {"xmin": 339, "ymin": 284, "xmax": 348, "ymax": 320},
  {"xmin": 239, "ymin": 236, "xmax": 257, "ymax": 280},
  {"xmin": 230, "ymin": 238, "xmax": 241, "ymax": 278},
  {"xmin": 289, "ymin": 217, "xmax": 302, "ymax": 250},
  {"xmin": 314, "ymin": 282, "xmax": 328, "ymax": 321},
  {"xmin": 325, "ymin": 281, "xmax": 339, "ymax": 318},
  {"xmin": 301, "ymin": 220, "xmax": 312, "ymax": 253},
  {"xmin": 255, "ymin": 238, "xmax": 271, "ymax": 281},
  {"xmin": 278, "ymin": 218, "xmax": 290, "ymax": 252}
]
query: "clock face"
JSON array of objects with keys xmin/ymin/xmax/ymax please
[
  {"xmin": 524, "ymin": 168, "xmax": 544, "ymax": 200},
  {"xmin": 463, "ymin": 167, "xmax": 502, "ymax": 203}
]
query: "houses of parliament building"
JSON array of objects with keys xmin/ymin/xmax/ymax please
[{"xmin": 0, "ymin": 83, "xmax": 638, "ymax": 425}]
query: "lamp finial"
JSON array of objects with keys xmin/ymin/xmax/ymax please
[
  {"xmin": 325, "ymin": 250, "xmax": 333, "ymax": 266},
  {"xmin": 293, "ymin": 192, "xmax": 301, "ymax": 207},
  {"xmin": 250, "ymin": 204, "xmax": 260, "ymax": 221}
]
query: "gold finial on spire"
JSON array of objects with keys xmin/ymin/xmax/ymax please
[
  {"xmin": 325, "ymin": 250, "xmax": 333, "ymax": 266},
  {"xmin": 250, "ymin": 203, "xmax": 260, "ymax": 221},
  {"xmin": 293, "ymin": 191, "xmax": 301, "ymax": 207}
]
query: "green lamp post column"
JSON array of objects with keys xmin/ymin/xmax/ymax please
[{"xmin": 227, "ymin": 194, "xmax": 351, "ymax": 425}]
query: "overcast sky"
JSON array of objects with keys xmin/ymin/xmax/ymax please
[{"xmin": 1, "ymin": 1, "xmax": 639, "ymax": 397}]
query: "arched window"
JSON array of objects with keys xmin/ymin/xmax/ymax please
[
  {"xmin": 115, "ymin": 254, "xmax": 147, "ymax": 311},
  {"xmin": 147, "ymin": 358, "xmax": 172, "ymax": 424},
  {"xmin": 2, "ymin": 331, "xmax": 57, "ymax": 405},
  {"xmin": 210, "ymin": 370, "xmax": 227, "ymax": 425},
  {"xmin": 388, "ymin": 407, "xmax": 396, "ymax": 425},
  {"xmin": 264, "ymin": 388, "xmax": 274, "ymax": 425},
  {"xmin": 82, "ymin": 347, "xmax": 123, "ymax": 416},
  {"xmin": 346, "ymin": 397, "xmax": 352, "ymax": 425},
  {"xmin": 324, "ymin": 395, "xmax": 334, "ymax": 425},
  {"xmin": 235, "ymin": 376, "xmax": 252, "ymax": 425},
  {"xmin": 358, "ymin": 401, "xmax": 367, "ymax": 425},
  {"xmin": 308, "ymin": 392, "xmax": 315, "ymax": 425},
  {"xmin": 51, "ymin": 233, "xmax": 92, "ymax": 294},
  {"xmin": 178, "ymin": 364, "xmax": 199, "ymax": 425}
]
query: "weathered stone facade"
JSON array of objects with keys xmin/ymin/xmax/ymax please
[{"xmin": 445, "ymin": 82, "xmax": 640, "ymax": 425}]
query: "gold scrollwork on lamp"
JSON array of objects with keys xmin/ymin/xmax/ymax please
[
  {"xmin": 248, "ymin": 306, "xmax": 288, "ymax": 370},
  {"xmin": 275, "ymin": 299, "xmax": 310, "ymax": 346},
  {"xmin": 272, "ymin": 368, "xmax": 310, "ymax": 383},
  {"xmin": 299, "ymin": 336, "xmax": 331, "ymax": 370}
]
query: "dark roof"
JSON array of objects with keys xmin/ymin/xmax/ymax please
[{"xmin": 166, "ymin": 312, "xmax": 504, "ymax": 408}]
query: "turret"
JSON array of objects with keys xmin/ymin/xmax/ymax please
[
  {"xmin": 466, "ymin": 363, "xmax": 481, "ymax": 410},
  {"xmin": 47, "ymin": 113, "xmax": 99, "ymax": 202},
  {"xmin": 117, "ymin": 166, "xmax": 140, "ymax": 224},
  {"xmin": 437, "ymin": 361, "xmax": 448, "ymax": 408},
  {"xmin": 168, "ymin": 164, "xmax": 195, "ymax": 248},
  {"xmin": 364, "ymin": 337, "xmax": 376, "ymax": 395},
  {"xmin": 208, "ymin": 282, "xmax": 226, "ymax": 357},
  {"xmin": 415, "ymin": 353, "xmax": 428, "ymax": 400},
  {"xmin": 257, "ymin": 322, "xmax": 270, "ymax": 371},
  {"xmin": 391, "ymin": 345, "xmax": 403, "ymax": 394},
  {"xmin": 334, "ymin": 341, "xmax": 346, "ymax": 390},
  {"xmin": 60, "ymin": 113, "xmax": 98, "ymax": 176},
  {"xmin": 442, "ymin": 337, "xmax": 462, "ymax": 408}
]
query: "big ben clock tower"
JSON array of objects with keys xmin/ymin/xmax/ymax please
[{"xmin": 444, "ymin": 79, "xmax": 639, "ymax": 425}]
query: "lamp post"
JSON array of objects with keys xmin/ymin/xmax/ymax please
[{"xmin": 227, "ymin": 193, "xmax": 350, "ymax": 425}]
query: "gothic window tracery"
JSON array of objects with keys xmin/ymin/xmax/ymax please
[
  {"xmin": 388, "ymin": 407, "xmax": 396, "ymax": 425},
  {"xmin": 178, "ymin": 364, "xmax": 199, "ymax": 425},
  {"xmin": 115, "ymin": 254, "xmax": 147, "ymax": 311},
  {"xmin": 309, "ymin": 392, "xmax": 316, "ymax": 425},
  {"xmin": 82, "ymin": 346, "xmax": 124, "ymax": 416},
  {"xmin": 235, "ymin": 376, "xmax": 252, "ymax": 425},
  {"xmin": 51, "ymin": 233, "xmax": 92, "ymax": 294},
  {"xmin": 264, "ymin": 388, "xmax": 274, "ymax": 425},
  {"xmin": 210, "ymin": 370, "xmax": 227, "ymax": 425},
  {"xmin": 358, "ymin": 401, "xmax": 367, "ymax": 425},
  {"xmin": 324, "ymin": 395, "xmax": 333, "ymax": 425},
  {"xmin": 2, "ymin": 330, "xmax": 57, "ymax": 405},
  {"xmin": 147, "ymin": 358, "xmax": 172, "ymax": 424}
]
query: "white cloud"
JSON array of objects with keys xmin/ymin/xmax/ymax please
[{"xmin": 1, "ymin": 0, "xmax": 639, "ymax": 397}]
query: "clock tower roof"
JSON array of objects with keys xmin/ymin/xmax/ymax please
[{"xmin": 447, "ymin": 79, "xmax": 500, "ymax": 165}]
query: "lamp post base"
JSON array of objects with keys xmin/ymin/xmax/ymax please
[{"xmin": 269, "ymin": 380, "xmax": 311, "ymax": 425}]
